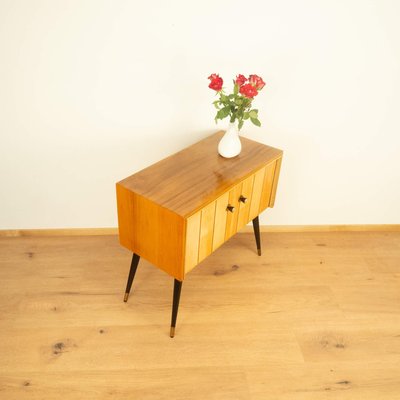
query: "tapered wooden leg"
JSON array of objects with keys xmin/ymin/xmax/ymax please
[
  {"xmin": 252, "ymin": 216, "xmax": 262, "ymax": 256},
  {"xmin": 170, "ymin": 279, "xmax": 182, "ymax": 338},
  {"xmin": 123, "ymin": 253, "xmax": 140, "ymax": 302}
]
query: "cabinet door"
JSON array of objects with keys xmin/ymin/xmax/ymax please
[
  {"xmin": 212, "ymin": 191, "xmax": 230, "ymax": 252},
  {"xmin": 184, "ymin": 158, "xmax": 282, "ymax": 275},
  {"xmin": 258, "ymin": 161, "xmax": 277, "ymax": 213},
  {"xmin": 236, "ymin": 174, "xmax": 254, "ymax": 231},
  {"xmin": 224, "ymin": 183, "xmax": 242, "ymax": 240},
  {"xmin": 184, "ymin": 200, "xmax": 218, "ymax": 273},
  {"xmin": 184, "ymin": 190, "xmax": 230, "ymax": 273},
  {"xmin": 248, "ymin": 167, "xmax": 266, "ymax": 221},
  {"xmin": 198, "ymin": 201, "xmax": 217, "ymax": 263}
]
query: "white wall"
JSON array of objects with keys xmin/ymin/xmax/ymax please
[{"xmin": 1, "ymin": 0, "xmax": 399, "ymax": 229}]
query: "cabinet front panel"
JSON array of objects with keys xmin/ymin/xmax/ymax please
[
  {"xmin": 248, "ymin": 167, "xmax": 266, "ymax": 221},
  {"xmin": 236, "ymin": 174, "xmax": 255, "ymax": 231},
  {"xmin": 269, "ymin": 157, "xmax": 282, "ymax": 207},
  {"xmin": 184, "ymin": 157, "xmax": 282, "ymax": 275},
  {"xmin": 225, "ymin": 183, "xmax": 242, "ymax": 240},
  {"xmin": 259, "ymin": 161, "xmax": 276, "ymax": 213},
  {"xmin": 212, "ymin": 191, "xmax": 230, "ymax": 252},
  {"xmin": 198, "ymin": 201, "xmax": 217, "ymax": 262},
  {"xmin": 184, "ymin": 212, "xmax": 201, "ymax": 274}
]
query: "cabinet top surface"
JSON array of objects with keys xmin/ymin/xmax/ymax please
[{"xmin": 117, "ymin": 131, "xmax": 283, "ymax": 217}]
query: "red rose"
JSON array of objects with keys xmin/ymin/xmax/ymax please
[
  {"xmin": 208, "ymin": 73, "xmax": 223, "ymax": 91},
  {"xmin": 249, "ymin": 74, "xmax": 265, "ymax": 90},
  {"xmin": 235, "ymin": 74, "xmax": 247, "ymax": 86},
  {"xmin": 239, "ymin": 83, "xmax": 258, "ymax": 98}
]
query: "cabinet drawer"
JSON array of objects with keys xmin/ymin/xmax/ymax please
[{"xmin": 184, "ymin": 159, "xmax": 280, "ymax": 274}]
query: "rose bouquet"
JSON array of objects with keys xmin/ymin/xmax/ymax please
[{"xmin": 208, "ymin": 73, "xmax": 265, "ymax": 131}]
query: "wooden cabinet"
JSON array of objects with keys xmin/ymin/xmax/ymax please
[{"xmin": 116, "ymin": 131, "xmax": 283, "ymax": 336}]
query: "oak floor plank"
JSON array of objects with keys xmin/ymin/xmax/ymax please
[
  {"xmin": 0, "ymin": 368, "xmax": 250, "ymax": 400},
  {"xmin": 245, "ymin": 361, "xmax": 400, "ymax": 400}
]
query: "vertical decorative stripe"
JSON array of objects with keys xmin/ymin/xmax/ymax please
[
  {"xmin": 237, "ymin": 174, "xmax": 255, "ymax": 230},
  {"xmin": 184, "ymin": 211, "xmax": 201, "ymax": 273},
  {"xmin": 248, "ymin": 167, "xmax": 266, "ymax": 220},
  {"xmin": 259, "ymin": 161, "xmax": 276, "ymax": 213},
  {"xmin": 212, "ymin": 191, "xmax": 230, "ymax": 251},
  {"xmin": 198, "ymin": 201, "xmax": 217, "ymax": 262}
]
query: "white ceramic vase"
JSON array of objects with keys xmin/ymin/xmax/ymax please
[{"xmin": 218, "ymin": 122, "xmax": 242, "ymax": 158}]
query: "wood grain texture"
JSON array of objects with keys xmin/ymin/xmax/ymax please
[
  {"xmin": 1, "ymin": 232, "xmax": 399, "ymax": 399},
  {"xmin": 269, "ymin": 156, "xmax": 282, "ymax": 207},
  {"xmin": 236, "ymin": 174, "xmax": 254, "ymax": 230},
  {"xmin": 198, "ymin": 201, "xmax": 217, "ymax": 263},
  {"xmin": 259, "ymin": 161, "xmax": 276, "ymax": 213},
  {"xmin": 224, "ymin": 183, "xmax": 242, "ymax": 240},
  {"xmin": 184, "ymin": 212, "xmax": 201, "ymax": 274},
  {"xmin": 117, "ymin": 131, "xmax": 283, "ymax": 218},
  {"xmin": 0, "ymin": 228, "xmax": 121, "ymax": 237},
  {"xmin": 212, "ymin": 191, "xmax": 230, "ymax": 251},
  {"xmin": 248, "ymin": 167, "xmax": 266, "ymax": 221},
  {"xmin": 116, "ymin": 185, "xmax": 185, "ymax": 280}
]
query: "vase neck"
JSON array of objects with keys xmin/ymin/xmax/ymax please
[{"xmin": 228, "ymin": 122, "xmax": 238, "ymax": 131}]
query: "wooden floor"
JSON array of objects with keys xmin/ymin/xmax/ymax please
[{"xmin": 0, "ymin": 232, "xmax": 399, "ymax": 399}]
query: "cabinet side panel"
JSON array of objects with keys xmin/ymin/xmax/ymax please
[
  {"xmin": 117, "ymin": 184, "xmax": 185, "ymax": 280},
  {"xmin": 259, "ymin": 161, "xmax": 276, "ymax": 213},
  {"xmin": 116, "ymin": 184, "xmax": 135, "ymax": 252},
  {"xmin": 184, "ymin": 211, "xmax": 201, "ymax": 274},
  {"xmin": 269, "ymin": 156, "xmax": 282, "ymax": 207}
]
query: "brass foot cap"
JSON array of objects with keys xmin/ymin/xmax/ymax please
[
  {"xmin": 257, "ymin": 249, "xmax": 262, "ymax": 256},
  {"xmin": 123, "ymin": 293, "xmax": 129, "ymax": 302},
  {"xmin": 170, "ymin": 327, "xmax": 175, "ymax": 338}
]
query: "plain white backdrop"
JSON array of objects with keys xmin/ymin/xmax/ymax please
[{"xmin": 1, "ymin": 0, "xmax": 399, "ymax": 229}]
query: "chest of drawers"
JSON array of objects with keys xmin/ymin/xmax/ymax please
[{"xmin": 116, "ymin": 131, "xmax": 283, "ymax": 337}]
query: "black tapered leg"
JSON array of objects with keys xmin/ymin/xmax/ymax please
[
  {"xmin": 123, "ymin": 253, "xmax": 140, "ymax": 302},
  {"xmin": 252, "ymin": 216, "xmax": 262, "ymax": 256},
  {"xmin": 170, "ymin": 279, "xmax": 182, "ymax": 338}
]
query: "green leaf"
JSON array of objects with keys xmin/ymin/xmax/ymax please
[
  {"xmin": 243, "ymin": 112, "xmax": 250, "ymax": 120},
  {"xmin": 222, "ymin": 106, "xmax": 231, "ymax": 117},
  {"xmin": 216, "ymin": 106, "xmax": 231, "ymax": 120},
  {"xmin": 238, "ymin": 119, "xmax": 244, "ymax": 130},
  {"xmin": 220, "ymin": 94, "xmax": 228, "ymax": 103},
  {"xmin": 233, "ymin": 83, "xmax": 239, "ymax": 95},
  {"xmin": 213, "ymin": 101, "xmax": 220, "ymax": 109},
  {"xmin": 235, "ymin": 98, "xmax": 243, "ymax": 106},
  {"xmin": 250, "ymin": 118, "xmax": 261, "ymax": 127},
  {"xmin": 249, "ymin": 110, "xmax": 258, "ymax": 119}
]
